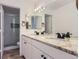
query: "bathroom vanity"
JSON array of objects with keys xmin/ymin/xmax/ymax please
[
  {"xmin": 20, "ymin": 1, "xmax": 78, "ymax": 59},
  {"xmin": 20, "ymin": 33, "xmax": 77, "ymax": 59}
]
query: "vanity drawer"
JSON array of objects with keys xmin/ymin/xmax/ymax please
[
  {"xmin": 31, "ymin": 38, "xmax": 77, "ymax": 59},
  {"xmin": 21, "ymin": 35, "xmax": 31, "ymax": 44}
]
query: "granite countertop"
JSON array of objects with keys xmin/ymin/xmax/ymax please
[{"xmin": 22, "ymin": 32, "xmax": 78, "ymax": 56}]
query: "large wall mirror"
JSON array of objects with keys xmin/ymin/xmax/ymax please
[
  {"xmin": 31, "ymin": 16, "xmax": 42, "ymax": 29},
  {"xmin": 26, "ymin": 0, "xmax": 77, "ymax": 35},
  {"xmin": 27, "ymin": 12, "xmax": 45, "ymax": 32}
]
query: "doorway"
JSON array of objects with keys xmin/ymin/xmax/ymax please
[
  {"xmin": 45, "ymin": 14, "xmax": 52, "ymax": 34},
  {"xmin": 3, "ymin": 6, "xmax": 20, "ymax": 50}
]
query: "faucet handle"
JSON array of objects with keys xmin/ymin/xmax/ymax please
[
  {"xmin": 66, "ymin": 32, "xmax": 72, "ymax": 38},
  {"xmin": 56, "ymin": 32, "xmax": 62, "ymax": 38},
  {"xmin": 61, "ymin": 33, "xmax": 66, "ymax": 39},
  {"xmin": 34, "ymin": 31, "xmax": 39, "ymax": 35},
  {"xmin": 41, "ymin": 31, "xmax": 45, "ymax": 35}
]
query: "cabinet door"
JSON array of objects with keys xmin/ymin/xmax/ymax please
[
  {"xmin": 21, "ymin": 36, "xmax": 26, "ymax": 57},
  {"xmin": 31, "ymin": 44, "xmax": 54, "ymax": 59},
  {"xmin": 31, "ymin": 39, "xmax": 77, "ymax": 59},
  {"xmin": 44, "ymin": 53, "xmax": 54, "ymax": 59},
  {"xmin": 31, "ymin": 45, "xmax": 42, "ymax": 59},
  {"xmin": 25, "ymin": 43, "xmax": 31, "ymax": 59}
]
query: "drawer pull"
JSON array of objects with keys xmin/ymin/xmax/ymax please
[
  {"xmin": 24, "ymin": 42, "xmax": 27, "ymax": 44},
  {"xmin": 41, "ymin": 55, "xmax": 44, "ymax": 57},
  {"xmin": 44, "ymin": 57, "xmax": 47, "ymax": 59}
]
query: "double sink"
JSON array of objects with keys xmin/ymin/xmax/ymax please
[{"xmin": 31, "ymin": 33, "xmax": 78, "ymax": 52}]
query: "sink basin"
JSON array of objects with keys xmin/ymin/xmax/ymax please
[
  {"xmin": 57, "ymin": 38, "xmax": 78, "ymax": 50},
  {"xmin": 45, "ymin": 37, "xmax": 78, "ymax": 50},
  {"xmin": 30, "ymin": 33, "xmax": 78, "ymax": 52}
]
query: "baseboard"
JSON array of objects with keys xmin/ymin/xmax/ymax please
[{"xmin": 4, "ymin": 45, "xmax": 19, "ymax": 51}]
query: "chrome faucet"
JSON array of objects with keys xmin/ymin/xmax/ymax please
[
  {"xmin": 65, "ymin": 32, "xmax": 72, "ymax": 38},
  {"xmin": 56, "ymin": 33, "xmax": 62, "ymax": 38},
  {"xmin": 56, "ymin": 32, "xmax": 72, "ymax": 39}
]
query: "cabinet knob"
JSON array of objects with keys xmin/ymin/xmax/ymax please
[
  {"xmin": 24, "ymin": 42, "xmax": 27, "ymax": 44},
  {"xmin": 44, "ymin": 57, "xmax": 47, "ymax": 59},
  {"xmin": 41, "ymin": 55, "xmax": 44, "ymax": 57}
]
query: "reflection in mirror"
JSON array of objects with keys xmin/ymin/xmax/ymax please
[
  {"xmin": 27, "ymin": 0, "xmax": 77, "ymax": 36},
  {"xmin": 31, "ymin": 16, "xmax": 42, "ymax": 29},
  {"xmin": 45, "ymin": 14, "xmax": 52, "ymax": 34}
]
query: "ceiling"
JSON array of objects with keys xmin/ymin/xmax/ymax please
[
  {"xmin": 45, "ymin": 0, "xmax": 74, "ymax": 10},
  {"xmin": 25, "ymin": 0, "xmax": 74, "ymax": 10}
]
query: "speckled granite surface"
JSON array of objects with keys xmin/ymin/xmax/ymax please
[{"xmin": 22, "ymin": 34, "xmax": 78, "ymax": 56}]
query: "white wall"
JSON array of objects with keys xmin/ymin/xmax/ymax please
[
  {"xmin": 52, "ymin": 1, "xmax": 78, "ymax": 37},
  {"xmin": 0, "ymin": 0, "xmax": 77, "ymax": 37},
  {"xmin": 0, "ymin": 0, "xmax": 35, "ymax": 34},
  {"xmin": 0, "ymin": 0, "xmax": 34, "ymax": 56}
]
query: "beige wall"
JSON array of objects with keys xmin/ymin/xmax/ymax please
[
  {"xmin": 0, "ymin": 0, "xmax": 32, "ymax": 55},
  {"xmin": 0, "ymin": 0, "xmax": 77, "ymax": 37},
  {"xmin": 0, "ymin": 0, "xmax": 35, "ymax": 34},
  {"xmin": 52, "ymin": 1, "xmax": 78, "ymax": 37}
]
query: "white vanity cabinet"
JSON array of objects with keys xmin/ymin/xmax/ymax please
[
  {"xmin": 21, "ymin": 36, "xmax": 41, "ymax": 59},
  {"xmin": 31, "ymin": 43, "xmax": 53, "ymax": 59},
  {"xmin": 21, "ymin": 35, "xmax": 77, "ymax": 59},
  {"xmin": 31, "ymin": 37, "xmax": 77, "ymax": 59},
  {"xmin": 21, "ymin": 36, "xmax": 27, "ymax": 58},
  {"xmin": 21, "ymin": 36, "xmax": 31, "ymax": 59},
  {"xmin": 21, "ymin": 35, "xmax": 53, "ymax": 59},
  {"xmin": 31, "ymin": 44, "xmax": 43, "ymax": 59}
]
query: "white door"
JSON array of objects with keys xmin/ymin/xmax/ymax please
[
  {"xmin": 0, "ymin": 4, "xmax": 4, "ymax": 59},
  {"xmin": 4, "ymin": 14, "xmax": 19, "ymax": 47}
]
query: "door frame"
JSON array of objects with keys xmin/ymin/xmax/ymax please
[
  {"xmin": 0, "ymin": 4, "xmax": 20, "ymax": 59},
  {"xmin": 0, "ymin": 4, "xmax": 4, "ymax": 59}
]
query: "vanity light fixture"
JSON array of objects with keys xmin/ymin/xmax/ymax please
[
  {"xmin": 22, "ymin": 21, "xmax": 26, "ymax": 26},
  {"xmin": 34, "ymin": 0, "xmax": 56, "ymax": 12},
  {"xmin": 34, "ymin": 6, "xmax": 42, "ymax": 12},
  {"xmin": 35, "ymin": 6, "xmax": 45, "ymax": 12},
  {"xmin": 38, "ymin": 10, "xmax": 41, "ymax": 13}
]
